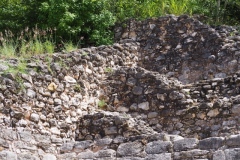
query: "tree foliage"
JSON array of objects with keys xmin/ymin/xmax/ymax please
[{"xmin": 0, "ymin": 0, "xmax": 239, "ymax": 47}]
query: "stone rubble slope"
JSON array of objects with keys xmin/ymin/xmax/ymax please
[{"xmin": 0, "ymin": 15, "xmax": 240, "ymax": 159}]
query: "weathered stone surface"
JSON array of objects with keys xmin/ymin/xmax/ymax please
[
  {"xmin": 226, "ymin": 134, "xmax": 240, "ymax": 147},
  {"xmin": 138, "ymin": 102, "xmax": 149, "ymax": 110},
  {"xmin": 95, "ymin": 149, "xmax": 116, "ymax": 158},
  {"xmin": 18, "ymin": 153, "xmax": 40, "ymax": 160},
  {"xmin": 132, "ymin": 86, "xmax": 143, "ymax": 95},
  {"xmin": 174, "ymin": 138, "xmax": 199, "ymax": 151},
  {"xmin": 174, "ymin": 149, "xmax": 209, "ymax": 160},
  {"xmin": 30, "ymin": 113, "xmax": 40, "ymax": 122},
  {"xmin": 64, "ymin": 76, "xmax": 77, "ymax": 83},
  {"xmin": 225, "ymin": 148, "xmax": 240, "ymax": 160},
  {"xmin": 199, "ymin": 137, "xmax": 224, "ymax": 150},
  {"xmin": 76, "ymin": 150, "xmax": 95, "ymax": 159},
  {"xmin": 0, "ymin": 151, "xmax": 17, "ymax": 160},
  {"xmin": 213, "ymin": 150, "xmax": 226, "ymax": 160},
  {"xmin": 117, "ymin": 142, "xmax": 143, "ymax": 156},
  {"xmin": 145, "ymin": 140, "xmax": 172, "ymax": 154},
  {"xmin": 145, "ymin": 153, "xmax": 171, "ymax": 160},
  {"xmin": 42, "ymin": 154, "xmax": 57, "ymax": 160},
  {"xmin": 60, "ymin": 142, "xmax": 74, "ymax": 153}
]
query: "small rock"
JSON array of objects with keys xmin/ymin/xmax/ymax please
[
  {"xmin": 27, "ymin": 89, "xmax": 36, "ymax": 98},
  {"xmin": 232, "ymin": 104, "xmax": 240, "ymax": 115},
  {"xmin": 54, "ymin": 98, "xmax": 62, "ymax": 105},
  {"xmin": 126, "ymin": 77, "xmax": 136, "ymax": 86},
  {"xmin": 30, "ymin": 113, "xmax": 40, "ymax": 123},
  {"xmin": 64, "ymin": 76, "xmax": 76, "ymax": 83},
  {"xmin": 132, "ymin": 86, "xmax": 143, "ymax": 95},
  {"xmin": 50, "ymin": 127, "xmax": 61, "ymax": 135},
  {"xmin": 138, "ymin": 102, "xmax": 149, "ymax": 110},
  {"xmin": 148, "ymin": 112, "xmax": 158, "ymax": 118},
  {"xmin": 48, "ymin": 82, "xmax": 57, "ymax": 92},
  {"xmin": 0, "ymin": 64, "xmax": 9, "ymax": 72},
  {"xmin": 207, "ymin": 109, "xmax": 220, "ymax": 117}
]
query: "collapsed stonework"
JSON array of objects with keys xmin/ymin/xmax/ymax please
[{"xmin": 0, "ymin": 15, "xmax": 240, "ymax": 159}]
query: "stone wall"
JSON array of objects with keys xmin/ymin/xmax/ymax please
[
  {"xmin": 115, "ymin": 15, "xmax": 240, "ymax": 84},
  {"xmin": 0, "ymin": 15, "xmax": 240, "ymax": 159}
]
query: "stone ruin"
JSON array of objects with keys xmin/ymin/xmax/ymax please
[{"xmin": 0, "ymin": 15, "xmax": 240, "ymax": 159}]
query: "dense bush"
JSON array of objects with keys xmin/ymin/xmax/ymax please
[
  {"xmin": 0, "ymin": 0, "xmax": 116, "ymax": 47},
  {"xmin": 0, "ymin": 0, "xmax": 239, "ymax": 50}
]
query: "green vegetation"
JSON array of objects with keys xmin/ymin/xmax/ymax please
[
  {"xmin": 0, "ymin": 0, "xmax": 239, "ymax": 59},
  {"xmin": 74, "ymin": 84, "xmax": 81, "ymax": 92},
  {"xmin": 98, "ymin": 99, "xmax": 107, "ymax": 109},
  {"xmin": 104, "ymin": 67, "xmax": 113, "ymax": 74},
  {"xmin": 3, "ymin": 59, "xmax": 27, "ymax": 75}
]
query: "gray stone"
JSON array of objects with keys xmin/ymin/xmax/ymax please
[
  {"xmin": 54, "ymin": 98, "xmax": 62, "ymax": 105},
  {"xmin": 104, "ymin": 126, "xmax": 118, "ymax": 135},
  {"xmin": 27, "ymin": 89, "xmax": 36, "ymax": 98},
  {"xmin": 145, "ymin": 153, "xmax": 171, "ymax": 160},
  {"xmin": 57, "ymin": 153, "xmax": 77, "ymax": 160},
  {"xmin": 213, "ymin": 150, "xmax": 225, "ymax": 160},
  {"xmin": 225, "ymin": 148, "xmax": 240, "ymax": 160},
  {"xmin": 14, "ymin": 141, "xmax": 37, "ymax": 151},
  {"xmin": 138, "ymin": 102, "xmax": 149, "ymax": 110},
  {"xmin": 96, "ymin": 138, "xmax": 113, "ymax": 146},
  {"xmin": 51, "ymin": 136, "xmax": 63, "ymax": 144},
  {"xmin": 64, "ymin": 76, "xmax": 77, "ymax": 83},
  {"xmin": 207, "ymin": 109, "xmax": 220, "ymax": 117},
  {"xmin": 18, "ymin": 153, "xmax": 40, "ymax": 160},
  {"xmin": 117, "ymin": 142, "xmax": 143, "ymax": 156},
  {"xmin": 147, "ymin": 112, "xmax": 158, "ymax": 118},
  {"xmin": 50, "ymin": 127, "xmax": 60, "ymax": 135},
  {"xmin": 232, "ymin": 104, "xmax": 240, "ymax": 115},
  {"xmin": 77, "ymin": 150, "xmax": 95, "ymax": 159},
  {"xmin": 0, "ymin": 64, "xmax": 9, "ymax": 72},
  {"xmin": 60, "ymin": 142, "xmax": 74, "ymax": 153},
  {"xmin": 19, "ymin": 130, "xmax": 34, "ymax": 142},
  {"xmin": 117, "ymin": 157, "xmax": 143, "ymax": 160},
  {"xmin": 42, "ymin": 154, "xmax": 57, "ymax": 160},
  {"xmin": 199, "ymin": 137, "xmax": 224, "ymax": 150},
  {"xmin": 74, "ymin": 140, "xmax": 93, "ymax": 151},
  {"xmin": 132, "ymin": 86, "xmax": 143, "ymax": 95},
  {"xmin": 54, "ymin": 106, "xmax": 62, "ymax": 112},
  {"xmin": 169, "ymin": 91, "xmax": 185, "ymax": 100},
  {"xmin": 34, "ymin": 134, "xmax": 51, "ymax": 144},
  {"xmin": 0, "ymin": 129, "xmax": 17, "ymax": 140},
  {"xmin": 126, "ymin": 77, "xmax": 136, "ymax": 86},
  {"xmin": 0, "ymin": 138, "xmax": 8, "ymax": 148},
  {"xmin": 226, "ymin": 134, "xmax": 240, "ymax": 147},
  {"xmin": 21, "ymin": 74, "xmax": 33, "ymax": 83},
  {"xmin": 96, "ymin": 149, "xmax": 116, "ymax": 158},
  {"xmin": 174, "ymin": 138, "xmax": 199, "ymax": 151},
  {"xmin": 0, "ymin": 151, "xmax": 17, "ymax": 160},
  {"xmin": 174, "ymin": 149, "xmax": 209, "ymax": 160},
  {"xmin": 30, "ymin": 113, "xmax": 40, "ymax": 122},
  {"xmin": 145, "ymin": 140, "xmax": 172, "ymax": 154}
]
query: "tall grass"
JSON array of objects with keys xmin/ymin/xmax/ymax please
[
  {"xmin": 0, "ymin": 27, "xmax": 78, "ymax": 59},
  {"xmin": 167, "ymin": 0, "xmax": 190, "ymax": 15}
]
